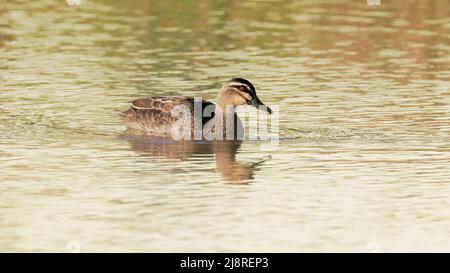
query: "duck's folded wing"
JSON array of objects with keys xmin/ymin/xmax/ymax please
[
  {"xmin": 129, "ymin": 96, "xmax": 190, "ymax": 111},
  {"xmin": 120, "ymin": 97, "xmax": 186, "ymax": 134},
  {"xmin": 120, "ymin": 96, "xmax": 216, "ymax": 136}
]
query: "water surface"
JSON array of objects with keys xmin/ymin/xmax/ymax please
[{"xmin": 1, "ymin": 0, "xmax": 450, "ymax": 252}]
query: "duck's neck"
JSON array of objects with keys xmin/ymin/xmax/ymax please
[
  {"xmin": 207, "ymin": 90, "xmax": 242, "ymax": 139},
  {"xmin": 215, "ymin": 104, "xmax": 236, "ymax": 118},
  {"xmin": 215, "ymin": 91, "xmax": 237, "ymax": 118},
  {"xmin": 208, "ymin": 104, "xmax": 237, "ymax": 139}
]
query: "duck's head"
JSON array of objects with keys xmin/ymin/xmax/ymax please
[{"xmin": 217, "ymin": 78, "xmax": 272, "ymax": 114}]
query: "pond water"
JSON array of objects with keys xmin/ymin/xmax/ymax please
[{"xmin": 1, "ymin": 0, "xmax": 449, "ymax": 252}]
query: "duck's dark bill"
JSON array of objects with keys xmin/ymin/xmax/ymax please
[{"xmin": 250, "ymin": 97, "xmax": 273, "ymax": 114}]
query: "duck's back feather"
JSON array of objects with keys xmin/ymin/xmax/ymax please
[{"xmin": 120, "ymin": 96, "xmax": 215, "ymax": 137}]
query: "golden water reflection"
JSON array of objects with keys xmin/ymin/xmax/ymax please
[
  {"xmin": 0, "ymin": 0, "xmax": 449, "ymax": 252},
  {"xmin": 122, "ymin": 134, "xmax": 269, "ymax": 183}
]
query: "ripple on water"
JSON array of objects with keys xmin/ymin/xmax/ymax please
[{"xmin": 1, "ymin": 0, "xmax": 450, "ymax": 252}]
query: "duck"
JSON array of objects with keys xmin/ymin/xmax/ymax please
[{"xmin": 120, "ymin": 78, "xmax": 272, "ymax": 140}]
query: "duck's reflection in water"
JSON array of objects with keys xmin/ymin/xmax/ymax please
[{"xmin": 121, "ymin": 131, "xmax": 269, "ymax": 183}]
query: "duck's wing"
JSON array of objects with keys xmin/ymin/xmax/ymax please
[
  {"xmin": 120, "ymin": 96, "xmax": 190, "ymax": 135},
  {"xmin": 129, "ymin": 96, "xmax": 188, "ymax": 111},
  {"xmin": 120, "ymin": 96, "xmax": 215, "ymax": 136}
]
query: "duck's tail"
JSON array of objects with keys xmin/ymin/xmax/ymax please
[
  {"xmin": 115, "ymin": 110, "xmax": 125, "ymax": 116},
  {"xmin": 116, "ymin": 108, "xmax": 137, "ymax": 125}
]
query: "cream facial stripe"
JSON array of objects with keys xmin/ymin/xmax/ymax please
[{"xmin": 229, "ymin": 82, "xmax": 251, "ymax": 91}]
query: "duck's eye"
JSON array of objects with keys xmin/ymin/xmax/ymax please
[{"xmin": 239, "ymin": 86, "xmax": 247, "ymax": 92}]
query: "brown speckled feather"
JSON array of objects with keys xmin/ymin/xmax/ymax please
[{"xmin": 120, "ymin": 96, "xmax": 215, "ymax": 137}]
